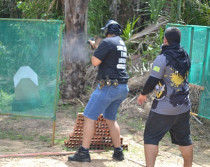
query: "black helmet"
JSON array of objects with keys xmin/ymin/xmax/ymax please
[{"xmin": 101, "ymin": 20, "xmax": 122, "ymax": 36}]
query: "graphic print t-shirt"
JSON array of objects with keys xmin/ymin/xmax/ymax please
[
  {"xmin": 94, "ymin": 36, "xmax": 129, "ymax": 80},
  {"xmin": 150, "ymin": 54, "xmax": 191, "ymax": 115}
]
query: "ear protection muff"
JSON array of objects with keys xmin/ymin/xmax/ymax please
[
  {"xmin": 101, "ymin": 20, "xmax": 122, "ymax": 36},
  {"xmin": 103, "ymin": 26, "xmax": 108, "ymax": 36}
]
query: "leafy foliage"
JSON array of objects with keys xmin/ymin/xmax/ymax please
[
  {"xmin": 122, "ymin": 16, "xmax": 140, "ymax": 41},
  {"xmin": 182, "ymin": 0, "xmax": 210, "ymax": 26},
  {"xmin": 0, "ymin": 0, "xmax": 22, "ymax": 18},
  {"xmin": 141, "ymin": 28, "xmax": 164, "ymax": 63},
  {"xmin": 121, "ymin": 16, "xmax": 141, "ymax": 61},
  {"xmin": 87, "ymin": 0, "xmax": 112, "ymax": 36},
  {"xmin": 17, "ymin": 0, "xmax": 64, "ymax": 20},
  {"xmin": 149, "ymin": 0, "xmax": 167, "ymax": 23},
  {"xmin": 164, "ymin": 0, "xmax": 210, "ymax": 26},
  {"xmin": 135, "ymin": 0, "xmax": 210, "ymax": 26},
  {"xmin": 0, "ymin": 90, "xmax": 14, "ymax": 107},
  {"xmin": 123, "ymin": 0, "xmax": 209, "ymax": 71}
]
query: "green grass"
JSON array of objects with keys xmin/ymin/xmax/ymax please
[
  {"xmin": 192, "ymin": 135, "xmax": 200, "ymax": 141},
  {"xmin": 118, "ymin": 113, "xmax": 145, "ymax": 131},
  {"xmin": 127, "ymin": 117, "xmax": 145, "ymax": 131},
  {"xmin": 39, "ymin": 135, "xmax": 51, "ymax": 142},
  {"xmin": 54, "ymin": 138, "xmax": 66, "ymax": 144},
  {"xmin": 58, "ymin": 104, "xmax": 82, "ymax": 119},
  {"xmin": 0, "ymin": 131, "xmax": 34, "ymax": 141}
]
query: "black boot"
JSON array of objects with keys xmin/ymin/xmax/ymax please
[
  {"xmin": 112, "ymin": 147, "xmax": 124, "ymax": 161},
  {"xmin": 68, "ymin": 146, "xmax": 91, "ymax": 162}
]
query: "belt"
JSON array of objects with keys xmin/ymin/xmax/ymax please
[
  {"xmin": 98, "ymin": 79, "xmax": 128, "ymax": 89},
  {"xmin": 99, "ymin": 79, "xmax": 128, "ymax": 84},
  {"xmin": 117, "ymin": 80, "xmax": 128, "ymax": 84}
]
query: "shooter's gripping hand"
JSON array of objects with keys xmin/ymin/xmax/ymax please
[{"xmin": 87, "ymin": 40, "xmax": 96, "ymax": 50}]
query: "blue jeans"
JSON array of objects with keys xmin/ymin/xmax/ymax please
[{"xmin": 83, "ymin": 84, "xmax": 129, "ymax": 120}]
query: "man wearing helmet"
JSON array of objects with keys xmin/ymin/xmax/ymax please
[{"xmin": 68, "ymin": 20, "xmax": 129, "ymax": 162}]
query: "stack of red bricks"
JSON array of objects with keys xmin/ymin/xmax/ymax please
[{"xmin": 64, "ymin": 113, "xmax": 128, "ymax": 150}]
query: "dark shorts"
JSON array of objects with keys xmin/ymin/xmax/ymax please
[{"xmin": 144, "ymin": 111, "xmax": 192, "ymax": 146}]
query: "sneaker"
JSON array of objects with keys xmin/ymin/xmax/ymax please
[
  {"xmin": 68, "ymin": 146, "xmax": 91, "ymax": 162},
  {"xmin": 112, "ymin": 149, "xmax": 124, "ymax": 161}
]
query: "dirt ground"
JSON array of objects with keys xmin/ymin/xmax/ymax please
[{"xmin": 0, "ymin": 102, "xmax": 210, "ymax": 167}]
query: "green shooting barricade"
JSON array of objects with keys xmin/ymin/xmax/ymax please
[
  {"xmin": 0, "ymin": 18, "xmax": 63, "ymax": 144},
  {"xmin": 167, "ymin": 23, "xmax": 210, "ymax": 119}
]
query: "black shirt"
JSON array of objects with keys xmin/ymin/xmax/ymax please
[{"xmin": 94, "ymin": 36, "xmax": 129, "ymax": 81}]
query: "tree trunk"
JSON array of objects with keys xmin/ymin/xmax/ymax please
[{"xmin": 60, "ymin": 0, "xmax": 89, "ymax": 99}]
